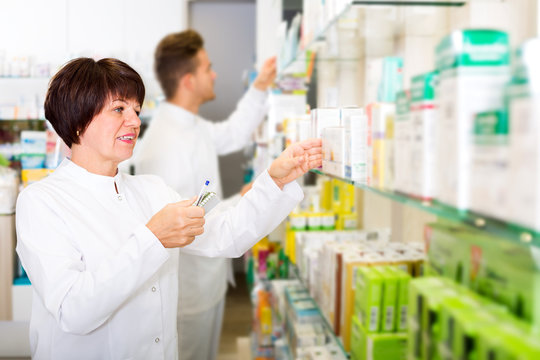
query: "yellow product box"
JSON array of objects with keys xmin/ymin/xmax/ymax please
[
  {"xmin": 336, "ymin": 212, "xmax": 358, "ymax": 230},
  {"xmin": 21, "ymin": 168, "xmax": 53, "ymax": 187},
  {"xmin": 289, "ymin": 212, "xmax": 307, "ymax": 231},
  {"xmin": 340, "ymin": 253, "xmax": 386, "ymax": 352}
]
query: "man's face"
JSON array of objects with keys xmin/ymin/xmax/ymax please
[{"xmin": 192, "ymin": 49, "xmax": 217, "ymax": 103}]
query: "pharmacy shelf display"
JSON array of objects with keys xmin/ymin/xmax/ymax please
[{"xmin": 311, "ymin": 169, "xmax": 540, "ymax": 248}]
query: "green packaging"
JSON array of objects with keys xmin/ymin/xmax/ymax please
[
  {"xmin": 352, "ymin": 315, "xmax": 407, "ymax": 360},
  {"xmin": 379, "ymin": 266, "xmax": 399, "ymax": 333},
  {"xmin": 355, "ymin": 266, "xmax": 383, "ymax": 333},
  {"xmin": 393, "ymin": 267, "xmax": 411, "ymax": 332}
]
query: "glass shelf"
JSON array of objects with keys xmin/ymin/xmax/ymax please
[
  {"xmin": 277, "ymin": 0, "xmax": 466, "ymax": 78},
  {"xmin": 287, "ymin": 260, "xmax": 349, "ymax": 358},
  {"xmin": 310, "ymin": 169, "xmax": 540, "ymax": 248},
  {"xmin": 352, "ymin": 0, "xmax": 465, "ymax": 5}
]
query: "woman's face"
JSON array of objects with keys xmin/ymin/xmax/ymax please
[{"xmin": 78, "ymin": 96, "xmax": 141, "ymax": 165}]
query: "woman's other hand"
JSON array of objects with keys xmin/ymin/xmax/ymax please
[
  {"xmin": 146, "ymin": 196, "xmax": 205, "ymax": 248},
  {"xmin": 268, "ymin": 138, "xmax": 323, "ymax": 189}
]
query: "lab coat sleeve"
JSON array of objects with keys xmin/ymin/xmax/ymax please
[
  {"xmin": 208, "ymin": 87, "xmax": 267, "ymax": 155},
  {"xmin": 15, "ymin": 189, "xmax": 170, "ymax": 335},
  {"xmin": 180, "ymin": 170, "xmax": 302, "ymax": 257}
]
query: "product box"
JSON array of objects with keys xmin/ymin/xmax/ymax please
[
  {"xmin": 312, "ymin": 108, "xmax": 341, "ymax": 139},
  {"xmin": 351, "ymin": 316, "xmax": 407, "ymax": 360},
  {"xmin": 464, "ymin": 231, "xmax": 540, "ymax": 328},
  {"xmin": 507, "ymin": 38, "xmax": 540, "ymax": 231},
  {"xmin": 371, "ymin": 103, "xmax": 395, "ymax": 189},
  {"xmin": 435, "ymin": 29, "xmax": 510, "ymax": 210},
  {"xmin": 393, "ymin": 90, "xmax": 412, "ymax": 195},
  {"xmin": 393, "ymin": 267, "xmax": 411, "ymax": 332},
  {"xmin": 342, "ymin": 108, "xmax": 368, "ymax": 183},
  {"xmin": 355, "ymin": 266, "xmax": 383, "ymax": 333},
  {"xmin": 379, "ymin": 266, "xmax": 399, "ymax": 333},
  {"xmin": 470, "ymin": 110, "xmax": 509, "ymax": 220},
  {"xmin": 383, "ymin": 112, "xmax": 394, "ymax": 191},
  {"xmin": 409, "ymin": 71, "xmax": 438, "ymax": 201},
  {"xmin": 341, "ymin": 254, "xmax": 387, "ymax": 352},
  {"xmin": 423, "ymin": 222, "xmax": 474, "ymax": 285},
  {"xmin": 407, "ymin": 277, "xmax": 448, "ymax": 360}
]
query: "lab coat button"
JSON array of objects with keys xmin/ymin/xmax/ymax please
[
  {"xmin": 155, "ymin": 337, "xmax": 160, "ymax": 343},
  {"xmin": 117, "ymin": 194, "xmax": 123, "ymax": 201},
  {"xmin": 151, "ymin": 286, "xmax": 157, "ymax": 292}
]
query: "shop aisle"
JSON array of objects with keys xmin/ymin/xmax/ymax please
[{"xmin": 217, "ymin": 273, "xmax": 252, "ymax": 360}]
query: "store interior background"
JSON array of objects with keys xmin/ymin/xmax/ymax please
[{"xmin": 2, "ymin": 0, "xmax": 540, "ymax": 358}]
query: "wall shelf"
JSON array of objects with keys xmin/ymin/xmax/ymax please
[{"xmin": 311, "ymin": 169, "xmax": 540, "ymax": 248}]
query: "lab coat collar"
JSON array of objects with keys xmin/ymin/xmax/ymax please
[
  {"xmin": 160, "ymin": 101, "xmax": 197, "ymax": 127},
  {"xmin": 58, "ymin": 158, "xmax": 125, "ymax": 196}
]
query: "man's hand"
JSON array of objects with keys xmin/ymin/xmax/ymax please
[
  {"xmin": 146, "ymin": 196, "xmax": 205, "ymax": 248},
  {"xmin": 253, "ymin": 56, "xmax": 277, "ymax": 91},
  {"xmin": 268, "ymin": 138, "xmax": 323, "ymax": 189}
]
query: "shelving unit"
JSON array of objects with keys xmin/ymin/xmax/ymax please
[
  {"xmin": 261, "ymin": 0, "xmax": 540, "ymax": 358},
  {"xmin": 311, "ymin": 169, "xmax": 540, "ymax": 248}
]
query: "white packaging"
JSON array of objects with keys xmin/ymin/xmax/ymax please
[
  {"xmin": 470, "ymin": 110, "xmax": 508, "ymax": 220},
  {"xmin": 322, "ymin": 126, "xmax": 346, "ymax": 178},
  {"xmin": 436, "ymin": 69, "xmax": 509, "ymax": 209},
  {"xmin": 435, "ymin": 30, "xmax": 510, "ymax": 210},
  {"xmin": 311, "ymin": 108, "xmax": 341, "ymax": 139},
  {"xmin": 393, "ymin": 91, "xmax": 412, "ymax": 194},
  {"xmin": 409, "ymin": 72, "xmax": 438, "ymax": 200},
  {"xmin": 507, "ymin": 38, "xmax": 540, "ymax": 231},
  {"xmin": 342, "ymin": 107, "xmax": 368, "ymax": 183}
]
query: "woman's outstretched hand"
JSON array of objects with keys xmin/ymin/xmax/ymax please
[{"xmin": 268, "ymin": 138, "xmax": 323, "ymax": 189}]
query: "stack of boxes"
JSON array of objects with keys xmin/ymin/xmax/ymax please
[{"xmin": 350, "ymin": 265, "xmax": 410, "ymax": 360}]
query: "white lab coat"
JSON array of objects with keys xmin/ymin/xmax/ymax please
[
  {"xmin": 15, "ymin": 158, "xmax": 302, "ymax": 360},
  {"xmin": 135, "ymin": 87, "xmax": 267, "ymax": 316}
]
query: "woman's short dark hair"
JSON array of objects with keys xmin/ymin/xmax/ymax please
[
  {"xmin": 154, "ymin": 30, "xmax": 204, "ymax": 99},
  {"xmin": 44, "ymin": 57, "xmax": 145, "ymax": 148}
]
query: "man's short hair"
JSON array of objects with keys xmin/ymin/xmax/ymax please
[{"xmin": 154, "ymin": 30, "xmax": 204, "ymax": 99}]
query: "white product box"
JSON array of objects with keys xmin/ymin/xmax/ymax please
[
  {"xmin": 342, "ymin": 107, "xmax": 368, "ymax": 183},
  {"xmin": 508, "ymin": 92, "xmax": 540, "ymax": 230},
  {"xmin": 470, "ymin": 110, "xmax": 508, "ymax": 221},
  {"xmin": 435, "ymin": 30, "xmax": 510, "ymax": 210},
  {"xmin": 393, "ymin": 91, "xmax": 412, "ymax": 195},
  {"xmin": 311, "ymin": 108, "xmax": 341, "ymax": 139},
  {"xmin": 409, "ymin": 72, "xmax": 438, "ymax": 200},
  {"xmin": 436, "ymin": 69, "xmax": 509, "ymax": 209}
]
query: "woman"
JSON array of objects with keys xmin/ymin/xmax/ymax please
[{"xmin": 15, "ymin": 57, "xmax": 322, "ymax": 360}]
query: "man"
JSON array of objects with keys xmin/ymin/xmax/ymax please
[{"xmin": 135, "ymin": 29, "xmax": 276, "ymax": 360}]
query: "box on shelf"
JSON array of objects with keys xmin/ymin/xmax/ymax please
[
  {"xmin": 470, "ymin": 109, "xmax": 508, "ymax": 220},
  {"xmin": 393, "ymin": 90, "xmax": 412, "ymax": 195},
  {"xmin": 409, "ymin": 72, "xmax": 438, "ymax": 201},
  {"xmin": 435, "ymin": 29, "xmax": 510, "ymax": 210},
  {"xmin": 507, "ymin": 38, "xmax": 540, "ymax": 232}
]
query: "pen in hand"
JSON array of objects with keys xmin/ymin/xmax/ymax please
[{"xmin": 194, "ymin": 180, "xmax": 210, "ymax": 206}]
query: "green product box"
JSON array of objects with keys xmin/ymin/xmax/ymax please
[
  {"xmin": 379, "ymin": 266, "xmax": 399, "ymax": 333},
  {"xmin": 407, "ymin": 277, "xmax": 459, "ymax": 360},
  {"xmin": 424, "ymin": 222, "xmax": 477, "ymax": 285},
  {"xmin": 477, "ymin": 321, "xmax": 540, "ymax": 360},
  {"xmin": 462, "ymin": 230, "xmax": 540, "ymax": 328},
  {"xmin": 407, "ymin": 277, "xmax": 446, "ymax": 360},
  {"xmin": 355, "ymin": 266, "xmax": 383, "ymax": 333},
  {"xmin": 351, "ymin": 315, "xmax": 407, "ymax": 360},
  {"xmin": 435, "ymin": 29, "xmax": 510, "ymax": 71},
  {"xmin": 392, "ymin": 267, "xmax": 411, "ymax": 332}
]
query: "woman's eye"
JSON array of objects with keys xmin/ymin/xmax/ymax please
[
  {"xmin": 114, "ymin": 107, "xmax": 124, "ymax": 113},
  {"xmin": 135, "ymin": 110, "xmax": 141, "ymax": 116}
]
